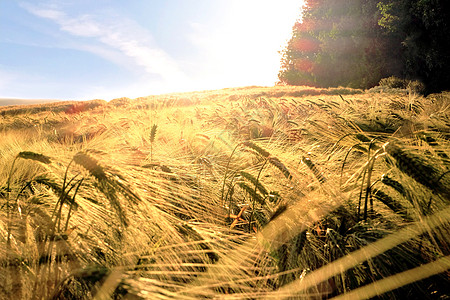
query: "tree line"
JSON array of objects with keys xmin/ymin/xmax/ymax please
[{"xmin": 278, "ymin": 0, "xmax": 450, "ymax": 94}]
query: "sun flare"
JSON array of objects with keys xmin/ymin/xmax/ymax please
[{"xmin": 185, "ymin": 1, "xmax": 304, "ymax": 90}]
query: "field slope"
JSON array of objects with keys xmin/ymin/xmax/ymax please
[{"xmin": 1, "ymin": 85, "xmax": 449, "ymax": 299}]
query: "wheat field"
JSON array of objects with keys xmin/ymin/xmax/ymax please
[{"xmin": 0, "ymin": 85, "xmax": 449, "ymax": 299}]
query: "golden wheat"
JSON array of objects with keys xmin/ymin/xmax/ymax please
[{"xmin": 1, "ymin": 86, "xmax": 449, "ymax": 299}]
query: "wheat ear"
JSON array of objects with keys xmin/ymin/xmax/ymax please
[
  {"xmin": 73, "ymin": 152, "xmax": 107, "ymax": 181},
  {"xmin": 381, "ymin": 174, "xmax": 407, "ymax": 197},
  {"xmin": 242, "ymin": 141, "xmax": 270, "ymax": 158},
  {"xmin": 242, "ymin": 141, "xmax": 292, "ymax": 179},
  {"xmin": 372, "ymin": 189, "xmax": 411, "ymax": 221},
  {"xmin": 237, "ymin": 182, "xmax": 265, "ymax": 206},
  {"xmin": 240, "ymin": 171, "xmax": 268, "ymax": 196},
  {"xmin": 72, "ymin": 152, "xmax": 129, "ymax": 226},
  {"xmin": 268, "ymin": 157, "xmax": 292, "ymax": 180},
  {"xmin": 302, "ymin": 156, "xmax": 326, "ymax": 183},
  {"xmin": 150, "ymin": 124, "xmax": 157, "ymax": 162},
  {"xmin": 17, "ymin": 151, "xmax": 52, "ymax": 164},
  {"xmin": 384, "ymin": 142, "xmax": 441, "ymax": 192},
  {"xmin": 6, "ymin": 151, "xmax": 52, "ymax": 245}
]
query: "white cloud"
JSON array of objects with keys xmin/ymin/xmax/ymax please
[
  {"xmin": 23, "ymin": 5, "xmax": 65, "ymax": 21},
  {"xmin": 21, "ymin": 2, "xmax": 187, "ymax": 84}
]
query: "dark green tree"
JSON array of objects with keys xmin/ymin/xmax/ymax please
[
  {"xmin": 279, "ymin": 0, "xmax": 450, "ymax": 93},
  {"xmin": 378, "ymin": 0, "xmax": 450, "ymax": 93},
  {"xmin": 279, "ymin": 0, "xmax": 390, "ymax": 89}
]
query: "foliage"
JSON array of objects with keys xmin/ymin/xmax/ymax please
[
  {"xmin": 379, "ymin": 76, "xmax": 425, "ymax": 93},
  {"xmin": 382, "ymin": 0, "xmax": 450, "ymax": 93},
  {"xmin": 379, "ymin": 76, "xmax": 409, "ymax": 89},
  {"xmin": 279, "ymin": 0, "xmax": 450, "ymax": 94}
]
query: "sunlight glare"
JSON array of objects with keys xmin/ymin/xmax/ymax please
[{"xmin": 187, "ymin": 0, "xmax": 304, "ymax": 91}]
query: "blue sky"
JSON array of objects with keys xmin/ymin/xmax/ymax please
[{"xmin": 0, "ymin": 1, "xmax": 303, "ymax": 100}]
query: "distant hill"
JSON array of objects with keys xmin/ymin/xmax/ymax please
[{"xmin": 0, "ymin": 98, "xmax": 62, "ymax": 107}]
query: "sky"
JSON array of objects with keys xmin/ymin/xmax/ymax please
[{"xmin": 0, "ymin": 1, "xmax": 304, "ymax": 100}]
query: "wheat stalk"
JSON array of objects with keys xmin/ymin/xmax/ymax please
[{"xmin": 221, "ymin": 144, "xmax": 240, "ymax": 205}]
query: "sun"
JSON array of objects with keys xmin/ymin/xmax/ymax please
[{"xmin": 185, "ymin": 1, "xmax": 305, "ymax": 91}]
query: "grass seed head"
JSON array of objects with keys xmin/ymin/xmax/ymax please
[
  {"xmin": 73, "ymin": 152, "xmax": 107, "ymax": 181},
  {"xmin": 240, "ymin": 171, "xmax": 268, "ymax": 195},
  {"xmin": 150, "ymin": 124, "xmax": 157, "ymax": 143},
  {"xmin": 17, "ymin": 151, "xmax": 51, "ymax": 164},
  {"xmin": 355, "ymin": 133, "xmax": 370, "ymax": 143},
  {"xmin": 381, "ymin": 174, "xmax": 407, "ymax": 197},
  {"xmin": 237, "ymin": 182, "xmax": 265, "ymax": 205},
  {"xmin": 373, "ymin": 189, "xmax": 411, "ymax": 221},
  {"xmin": 242, "ymin": 141, "xmax": 270, "ymax": 158},
  {"xmin": 384, "ymin": 142, "xmax": 441, "ymax": 191},
  {"xmin": 302, "ymin": 156, "xmax": 326, "ymax": 183},
  {"xmin": 268, "ymin": 157, "xmax": 292, "ymax": 180}
]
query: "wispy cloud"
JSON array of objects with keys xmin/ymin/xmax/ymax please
[{"xmin": 20, "ymin": 2, "xmax": 187, "ymax": 83}]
